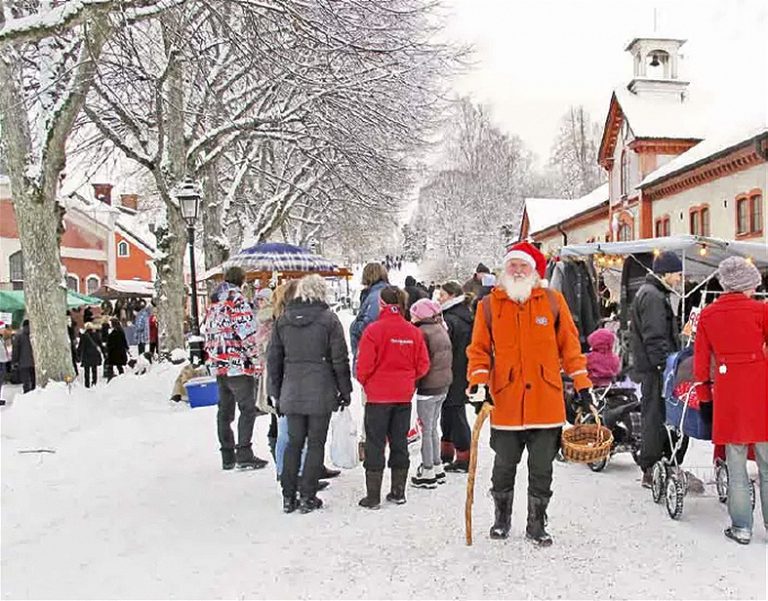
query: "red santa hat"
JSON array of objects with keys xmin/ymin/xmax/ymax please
[{"xmin": 503, "ymin": 241, "xmax": 547, "ymax": 279}]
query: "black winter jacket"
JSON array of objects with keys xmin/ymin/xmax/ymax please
[
  {"xmin": 268, "ymin": 300, "xmax": 353, "ymax": 415},
  {"xmin": 442, "ymin": 298, "xmax": 474, "ymax": 406},
  {"xmin": 11, "ymin": 326, "xmax": 34, "ymax": 368},
  {"xmin": 629, "ymin": 275, "xmax": 680, "ymax": 373},
  {"xmin": 107, "ymin": 327, "xmax": 129, "ymax": 366},
  {"xmin": 78, "ymin": 330, "xmax": 103, "ymax": 367},
  {"xmin": 404, "ymin": 285, "xmax": 427, "ymax": 321}
]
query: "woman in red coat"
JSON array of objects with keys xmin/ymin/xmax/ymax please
[
  {"xmin": 355, "ymin": 286, "xmax": 430, "ymax": 510},
  {"xmin": 694, "ymin": 257, "xmax": 768, "ymax": 545}
]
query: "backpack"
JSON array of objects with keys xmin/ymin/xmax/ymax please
[{"xmin": 481, "ymin": 288, "xmax": 560, "ymax": 363}]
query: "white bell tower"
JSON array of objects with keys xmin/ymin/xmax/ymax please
[{"xmin": 625, "ymin": 37, "xmax": 689, "ymax": 100}]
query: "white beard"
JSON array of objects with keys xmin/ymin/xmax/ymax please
[{"xmin": 500, "ymin": 272, "xmax": 538, "ymax": 303}]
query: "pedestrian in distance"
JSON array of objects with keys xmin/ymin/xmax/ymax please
[
  {"xmin": 11, "ymin": 319, "xmax": 35, "ymax": 393},
  {"xmin": 106, "ymin": 318, "xmax": 130, "ymax": 381},
  {"xmin": 78, "ymin": 322, "xmax": 103, "ymax": 389}
]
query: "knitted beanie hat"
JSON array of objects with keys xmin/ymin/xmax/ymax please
[
  {"xmin": 410, "ymin": 298, "xmax": 442, "ymax": 321},
  {"xmin": 717, "ymin": 257, "xmax": 761, "ymax": 292}
]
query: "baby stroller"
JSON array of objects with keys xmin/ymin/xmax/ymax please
[
  {"xmin": 650, "ymin": 346, "xmax": 713, "ymax": 519},
  {"xmin": 564, "ymin": 377, "xmax": 643, "ymax": 472}
]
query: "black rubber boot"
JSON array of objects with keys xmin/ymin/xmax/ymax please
[
  {"xmin": 320, "ymin": 465, "xmax": 341, "ymax": 480},
  {"xmin": 221, "ymin": 449, "xmax": 236, "ymax": 471},
  {"xmin": 385, "ymin": 468, "xmax": 408, "ymax": 504},
  {"xmin": 283, "ymin": 495, "xmax": 298, "ymax": 513},
  {"xmin": 489, "ymin": 490, "xmax": 514, "ymax": 539},
  {"xmin": 298, "ymin": 496, "xmax": 323, "ymax": 514},
  {"xmin": 525, "ymin": 496, "xmax": 553, "ymax": 547},
  {"xmin": 235, "ymin": 445, "xmax": 268, "ymax": 470},
  {"xmin": 359, "ymin": 470, "xmax": 383, "ymax": 509}
]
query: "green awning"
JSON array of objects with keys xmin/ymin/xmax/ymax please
[{"xmin": 0, "ymin": 289, "xmax": 101, "ymax": 313}]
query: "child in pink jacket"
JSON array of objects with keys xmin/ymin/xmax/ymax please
[{"xmin": 586, "ymin": 328, "xmax": 621, "ymax": 388}]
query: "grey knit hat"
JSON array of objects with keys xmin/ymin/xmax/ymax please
[{"xmin": 717, "ymin": 257, "xmax": 761, "ymax": 292}]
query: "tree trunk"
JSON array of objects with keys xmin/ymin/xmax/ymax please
[
  {"xmin": 154, "ymin": 203, "xmax": 187, "ymax": 353},
  {"xmin": 0, "ymin": 43, "xmax": 74, "ymax": 386},
  {"xmin": 202, "ymin": 161, "xmax": 229, "ymax": 271}
]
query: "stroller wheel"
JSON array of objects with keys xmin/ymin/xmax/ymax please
[
  {"xmin": 651, "ymin": 461, "xmax": 667, "ymax": 503},
  {"xmin": 665, "ymin": 472, "xmax": 685, "ymax": 520},
  {"xmin": 715, "ymin": 462, "xmax": 728, "ymax": 503},
  {"xmin": 588, "ymin": 458, "xmax": 608, "ymax": 472}
]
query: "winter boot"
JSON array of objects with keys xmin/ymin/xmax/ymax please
[
  {"xmin": 445, "ymin": 450, "xmax": 470, "ymax": 473},
  {"xmin": 221, "ymin": 449, "xmax": 236, "ymax": 471},
  {"xmin": 386, "ymin": 468, "xmax": 408, "ymax": 504},
  {"xmin": 411, "ymin": 465, "xmax": 438, "ymax": 489},
  {"xmin": 489, "ymin": 490, "xmax": 514, "ymax": 539},
  {"xmin": 359, "ymin": 470, "xmax": 383, "ymax": 510},
  {"xmin": 434, "ymin": 463, "xmax": 446, "ymax": 485},
  {"xmin": 525, "ymin": 496, "xmax": 553, "ymax": 547},
  {"xmin": 641, "ymin": 468, "xmax": 653, "ymax": 489},
  {"xmin": 440, "ymin": 441, "xmax": 456, "ymax": 465},
  {"xmin": 320, "ymin": 465, "xmax": 341, "ymax": 480},
  {"xmin": 235, "ymin": 445, "xmax": 268, "ymax": 470},
  {"xmin": 283, "ymin": 494, "xmax": 298, "ymax": 514},
  {"xmin": 298, "ymin": 496, "xmax": 323, "ymax": 514}
]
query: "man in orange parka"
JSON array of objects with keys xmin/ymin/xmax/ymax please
[{"xmin": 467, "ymin": 242, "xmax": 593, "ymax": 546}]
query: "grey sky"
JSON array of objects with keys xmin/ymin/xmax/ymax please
[{"xmin": 442, "ymin": 0, "xmax": 768, "ymax": 164}]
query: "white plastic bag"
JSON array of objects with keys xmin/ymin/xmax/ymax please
[{"xmin": 330, "ymin": 409, "xmax": 359, "ymax": 469}]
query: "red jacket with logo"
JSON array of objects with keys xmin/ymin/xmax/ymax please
[{"xmin": 355, "ymin": 306, "xmax": 430, "ymax": 403}]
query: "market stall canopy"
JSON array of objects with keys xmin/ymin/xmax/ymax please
[
  {"xmin": 210, "ymin": 242, "xmax": 352, "ymax": 283},
  {"xmin": 92, "ymin": 279, "xmax": 155, "ymax": 299},
  {"xmin": 559, "ymin": 235, "xmax": 768, "ymax": 278},
  {"xmin": 0, "ymin": 290, "xmax": 102, "ymax": 313}
]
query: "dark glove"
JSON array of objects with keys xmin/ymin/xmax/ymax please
[
  {"xmin": 337, "ymin": 393, "xmax": 351, "ymax": 411},
  {"xmin": 467, "ymin": 384, "xmax": 493, "ymax": 414},
  {"xmin": 577, "ymin": 389, "xmax": 594, "ymax": 413}
]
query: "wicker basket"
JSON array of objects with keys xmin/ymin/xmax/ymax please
[{"xmin": 561, "ymin": 409, "xmax": 614, "ymax": 464}]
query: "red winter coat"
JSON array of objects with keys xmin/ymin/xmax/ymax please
[
  {"xmin": 693, "ymin": 293, "xmax": 768, "ymax": 444},
  {"xmin": 355, "ymin": 305, "xmax": 430, "ymax": 403}
]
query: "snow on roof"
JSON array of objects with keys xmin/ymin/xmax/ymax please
[
  {"xmin": 640, "ymin": 121, "xmax": 768, "ymax": 188},
  {"xmin": 111, "ymin": 280, "xmax": 155, "ymax": 296},
  {"xmin": 614, "ymin": 86, "xmax": 707, "ymax": 140},
  {"xmin": 526, "ymin": 183, "xmax": 609, "ymax": 235}
]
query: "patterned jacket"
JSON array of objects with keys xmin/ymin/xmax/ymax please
[{"xmin": 203, "ymin": 283, "xmax": 260, "ymax": 377}]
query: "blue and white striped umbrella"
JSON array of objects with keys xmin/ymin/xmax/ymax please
[{"xmin": 223, "ymin": 242, "xmax": 337, "ymax": 273}]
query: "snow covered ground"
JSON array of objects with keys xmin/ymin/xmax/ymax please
[{"xmin": 2, "ymin": 310, "xmax": 767, "ymax": 599}]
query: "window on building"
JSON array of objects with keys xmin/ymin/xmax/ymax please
[
  {"xmin": 736, "ymin": 193, "xmax": 763, "ymax": 237},
  {"xmin": 66, "ymin": 275, "xmax": 79, "ymax": 292},
  {"xmin": 9, "ymin": 251, "xmax": 24, "ymax": 289},
  {"xmin": 620, "ymin": 150, "xmax": 631, "ymax": 197},
  {"xmin": 618, "ymin": 222, "xmax": 632, "ymax": 241},
  {"xmin": 86, "ymin": 275, "xmax": 100, "ymax": 295},
  {"xmin": 750, "ymin": 193, "xmax": 763, "ymax": 234},
  {"xmin": 689, "ymin": 206, "xmax": 710, "ymax": 236},
  {"xmin": 117, "ymin": 240, "xmax": 130, "ymax": 257},
  {"xmin": 737, "ymin": 197, "xmax": 749, "ymax": 234},
  {"xmin": 655, "ymin": 216, "xmax": 671, "ymax": 237}
]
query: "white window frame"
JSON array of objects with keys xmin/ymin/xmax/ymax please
[
  {"xmin": 66, "ymin": 274, "xmax": 80, "ymax": 292},
  {"xmin": 85, "ymin": 274, "xmax": 101, "ymax": 295},
  {"xmin": 117, "ymin": 240, "xmax": 130, "ymax": 257}
]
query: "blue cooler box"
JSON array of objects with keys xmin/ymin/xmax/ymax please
[
  {"xmin": 184, "ymin": 376, "xmax": 219, "ymax": 408},
  {"xmin": 665, "ymin": 396, "xmax": 712, "ymax": 440}
]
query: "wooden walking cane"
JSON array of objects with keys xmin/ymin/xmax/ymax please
[{"xmin": 465, "ymin": 401, "xmax": 493, "ymax": 546}]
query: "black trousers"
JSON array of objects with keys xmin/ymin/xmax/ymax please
[
  {"xmin": 106, "ymin": 364, "xmax": 125, "ymax": 381},
  {"xmin": 364, "ymin": 403, "xmax": 410, "ymax": 471},
  {"xmin": 149, "ymin": 341, "xmax": 158, "ymax": 356},
  {"xmin": 83, "ymin": 365, "xmax": 98, "ymax": 388},
  {"xmin": 636, "ymin": 370, "xmax": 689, "ymax": 470},
  {"xmin": 281, "ymin": 413, "xmax": 331, "ymax": 498},
  {"xmin": 20, "ymin": 367, "xmax": 36, "ymax": 393},
  {"xmin": 490, "ymin": 428, "xmax": 561, "ymax": 500},
  {"xmin": 137, "ymin": 343, "xmax": 146, "ymax": 356},
  {"xmin": 440, "ymin": 404, "xmax": 471, "ymax": 452},
  {"xmin": 216, "ymin": 375, "xmax": 256, "ymax": 453}
]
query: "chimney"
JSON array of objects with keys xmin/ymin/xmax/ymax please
[
  {"xmin": 119, "ymin": 193, "xmax": 139, "ymax": 211},
  {"xmin": 92, "ymin": 183, "xmax": 113, "ymax": 205}
]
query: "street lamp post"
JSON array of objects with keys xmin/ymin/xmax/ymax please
[{"xmin": 176, "ymin": 179, "xmax": 203, "ymax": 364}]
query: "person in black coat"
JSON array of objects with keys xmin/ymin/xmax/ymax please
[
  {"xmin": 268, "ymin": 274, "xmax": 353, "ymax": 514},
  {"xmin": 403, "ymin": 275, "xmax": 427, "ymax": 321},
  {"xmin": 11, "ymin": 320, "xmax": 35, "ymax": 393},
  {"xmin": 437, "ymin": 281, "xmax": 474, "ymax": 471},
  {"xmin": 628, "ymin": 252, "xmax": 686, "ymax": 487},
  {"xmin": 106, "ymin": 318, "xmax": 129, "ymax": 381},
  {"xmin": 78, "ymin": 323, "xmax": 103, "ymax": 388}
]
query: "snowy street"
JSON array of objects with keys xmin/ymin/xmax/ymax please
[{"xmin": 1, "ymin": 348, "xmax": 766, "ymax": 600}]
